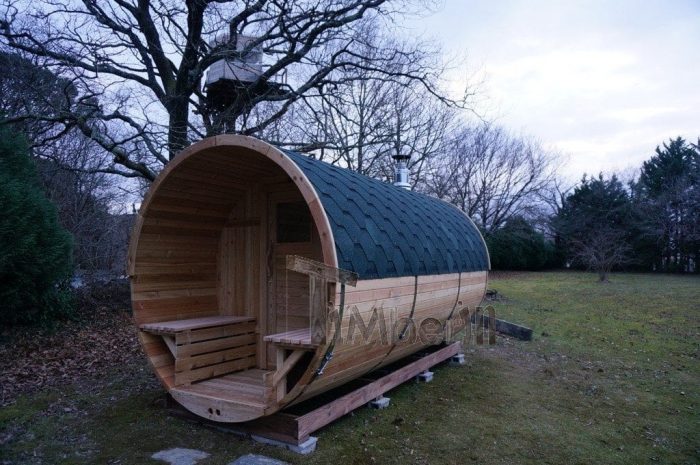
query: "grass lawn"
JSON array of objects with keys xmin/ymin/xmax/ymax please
[{"xmin": 1, "ymin": 271, "xmax": 698, "ymax": 464}]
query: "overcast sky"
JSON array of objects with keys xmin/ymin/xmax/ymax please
[{"xmin": 406, "ymin": 0, "xmax": 700, "ymax": 181}]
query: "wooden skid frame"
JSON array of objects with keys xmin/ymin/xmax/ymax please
[{"xmin": 165, "ymin": 342, "xmax": 462, "ymax": 447}]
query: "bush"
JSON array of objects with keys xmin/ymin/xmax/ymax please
[
  {"xmin": 73, "ymin": 279, "xmax": 131, "ymax": 316},
  {"xmin": 0, "ymin": 125, "xmax": 73, "ymax": 325},
  {"xmin": 486, "ymin": 217, "xmax": 557, "ymax": 270}
]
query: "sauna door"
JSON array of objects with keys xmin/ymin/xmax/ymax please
[{"xmin": 265, "ymin": 194, "xmax": 313, "ymax": 369}]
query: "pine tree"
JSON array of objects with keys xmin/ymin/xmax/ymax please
[
  {"xmin": 485, "ymin": 217, "xmax": 556, "ymax": 270},
  {"xmin": 0, "ymin": 124, "xmax": 73, "ymax": 325},
  {"xmin": 636, "ymin": 137, "xmax": 700, "ymax": 272}
]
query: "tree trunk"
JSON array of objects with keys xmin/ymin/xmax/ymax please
[{"xmin": 168, "ymin": 99, "xmax": 190, "ymax": 160}]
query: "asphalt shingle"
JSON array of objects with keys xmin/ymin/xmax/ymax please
[{"xmin": 284, "ymin": 150, "xmax": 489, "ymax": 279}]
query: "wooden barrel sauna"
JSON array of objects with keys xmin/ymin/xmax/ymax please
[{"xmin": 128, "ymin": 135, "xmax": 490, "ymax": 423}]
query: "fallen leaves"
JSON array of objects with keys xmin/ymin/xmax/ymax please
[{"xmin": 0, "ymin": 307, "xmax": 142, "ymax": 406}]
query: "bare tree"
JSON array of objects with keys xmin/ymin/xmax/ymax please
[
  {"xmin": 35, "ymin": 133, "xmax": 134, "ymax": 280},
  {"xmin": 375, "ymin": 73, "xmax": 456, "ymax": 187},
  {"xmin": 553, "ymin": 173, "xmax": 634, "ymax": 281},
  {"xmin": 1, "ymin": 0, "xmax": 463, "ymax": 180},
  {"xmin": 0, "ymin": 52, "xmax": 79, "ymax": 150},
  {"xmin": 568, "ymin": 227, "xmax": 632, "ymax": 282},
  {"xmin": 421, "ymin": 123, "xmax": 558, "ymax": 232},
  {"xmin": 279, "ymin": 28, "xmax": 398, "ymax": 173},
  {"xmin": 274, "ymin": 21, "xmax": 455, "ymax": 186},
  {"xmin": 255, "ymin": 19, "xmax": 461, "ymax": 187}
]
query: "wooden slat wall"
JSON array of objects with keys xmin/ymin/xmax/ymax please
[
  {"xmin": 218, "ymin": 189, "xmax": 261, "ymax": 320},
  {"xmin": 296, "ymin": 270, "xmax": 487, "ymax": 402}
]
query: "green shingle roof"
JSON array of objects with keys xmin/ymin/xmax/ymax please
[{"xmin": 284, "ymin": 150, "xmax": 490, "ymax": 279}]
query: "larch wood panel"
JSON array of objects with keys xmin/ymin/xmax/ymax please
[
  {"xmin": 170, "ymin": 162, "xmax": 263, "ymax": 185},
  {"xmin": 135, "ymin": 264, "xmax": 217, "ymax": 276},
  {"xmin": 133, "ymin": 272, "xmax": 218, "ymax": 286},
  {"xmin": 174, "ymin": 381, "xmax": 265, "ymax": 407},
  {"xmin": 132, "ymin": 280, "xmax": 218, "ymax": 294},
  {"xmin": 175, "ymin": 322, "xmax": 257, "ymax": 344},
  {"xmin": 218, "ymin": 190, "xmax": 262, "ymax": 320},
  {"xmin": 140, "ymin": 216, "xmax": 225, "ymax": 231},
  {"xmin": 176, "ymin": 333, "xmax": 256, "ymax": 358},
  {"xmin": 171, "ymin": 367, "xmax": 271, "ymax": 423},
  {"xmin": 147, "ymin": 198, "xmax": 234, "ymax": 216},
  {"xmin": 218, "ymin": 200, "xmax": 241, "ymax": 317},
  {"xmin": 245, "ymin": 187, "xmax": 262, "ymax": 321},
  {"xmin": 134, "ymin": 244, "xmax": 219, "ymax": 255},
  {"xmin": 170, "ymin": 387, "xmax": 264, "ymax": 423},
  {"xmin": 136, "ymin": 235, "xmax": 221, "ymax": 246},
  {"xmin": 166, "ymin": 171, "xmax": 250, "ymax": 193},
  {"xmin": 138, "ymin": 224, "xmax": 222, "ymax": 238},
  {"xmin": 300, "ymin": 271, "xmax": 487, "ymax": 399},
  {"xmin": 175, "ymin": 345, "xmax": 256, "ymax": 372},
  {"xmin": 153, "ymin": 186, "xmax": 242, "ymax": 206},
  {"xmin": 295, "ymin": 347, "xmax": 392, "ymax": 401},
  {"xmin": 257, "ymin": 189, "xmax": 269, "ymax": 369},
  {"xmin": 184, "ymin": 376, "xmax": 268, "ymax": 405},
  {"xmin": 132, "ymin": 295, "xmax": 218, "ymax": 313},
  {"xmin": 145, "ymin": 208, "xmax": 229, "ymax": 225},
  {"xmin": 201, "ymin": 149, "xmax": 280, "ymax": 172},
  {"xmin": 269, "ymin": 243, "xmax": 312, "ymax": 366},
  {"xmin": 133, "ymin": 294, "xmax": 218, "ymax": 316}
]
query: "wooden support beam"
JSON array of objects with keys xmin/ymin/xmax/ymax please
[
  {"xmin": 275, "ymin": 349, "xmax": 286, "ymax": 402},
  {"xmin": 293, "ymin": 342, "xmax": 461, "ymax": 440},
  {"xmin": 162, "ymin": 335, "xmax": 177, "ymax": 357},
  {"xmin": 273, "ymin": 349, "xmax": 306, "ymax": 387},
  {"xmin": 286, "ymin": 255, "xmax": 358, "ymax": 286}
]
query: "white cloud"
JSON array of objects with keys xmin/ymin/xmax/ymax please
[
  {"xmin": 404, "ymin": 0, "xmax": 700, "ymax": 178},
  {"xmin": 604, "ymin": 106, "xmax": 681, "ymax": 124}
]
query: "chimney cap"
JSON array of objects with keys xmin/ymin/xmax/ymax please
[{"xmin": 392, "ymin": 153, "xmax": 410, "ymax": 161}]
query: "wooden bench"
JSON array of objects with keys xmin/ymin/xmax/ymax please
[
  {"xmin": 141, "ymin": 316, "xmax": 257, "ymax": 386},
  {"xmin": 264, "ymin": 329, "xmax": 320, "ymax": 401},
  {"xmin": 264, "ymin": 328, "xmax": 319, "ymax": 350}
]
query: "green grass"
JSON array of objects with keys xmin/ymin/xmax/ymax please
[{"xmin": 1, "ymin": 271, "xmax": 698, "ymax": 464}]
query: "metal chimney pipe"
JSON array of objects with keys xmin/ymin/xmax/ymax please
[{"xmin": 392, "ymin": 154, "xmax": 410, "ymax": 189}]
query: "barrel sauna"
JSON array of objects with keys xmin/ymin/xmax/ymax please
[{"xmin": 129, "ymin": 135, "xmax": 490, "ymax": 423}]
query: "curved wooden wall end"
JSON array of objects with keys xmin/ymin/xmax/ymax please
[{"xmin": 128, "ymin": 136, "xmax": 338, "ymax": 403}]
